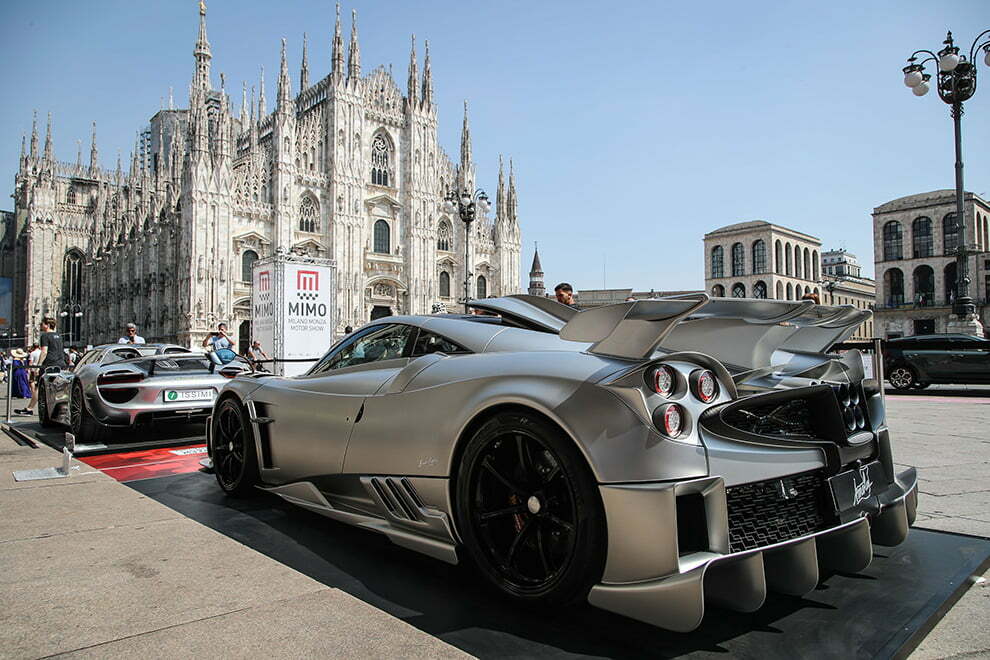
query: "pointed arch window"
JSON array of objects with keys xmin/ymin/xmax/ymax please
[
  {"xmin": 371, "ymin": 133, "xmax": 393, "ymax": 187},
  {"xmin": 439, "ymin": 271, "xmax": 450, "ymax": 298},
  {"xmin": 437, "ymin": 220, "xmax": 452, "ymax": 252},
  {"xmin": 373, "ymin": 219, "xmax": 390, "ymax": 254},
  {"xmin": 299, "ymin": 195, "xmax": 319, "ymax": 233},
  {"xmin": 477, "ymin": 275, "xmax": 488, "ymax": 299},
  {"xmin": 242, "ymin": 249, "xmax": 258, "ymax": 282},
  {"xmin": 62, "ymin": 250, "xmax": 85, "ymax": 344},
  {"xmin": 710, "ymin": 245, "xmax": 724, "ymax": 278},
  {"xmin": 66, "ymin": 186, "xmax": 76, "ymax": 204}
]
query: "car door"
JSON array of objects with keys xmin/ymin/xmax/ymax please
[
  {"xmin": 946, "ymin": 336, "xmax": 990, "ymax": 383},
  {"xmin": 253, "ymin": 323, "xmax": 416, "ymax": 485}
]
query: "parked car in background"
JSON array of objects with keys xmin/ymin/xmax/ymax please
[
  {"xmin": 883, "ymin": 333, "xmax": 990, "ymax": 390},
  {"xmin": 38, "ymin": 343, "xmax": 251, "ymax": 443}
]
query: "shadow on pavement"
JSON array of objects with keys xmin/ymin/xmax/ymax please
[{"xmin": 130, "ymin": 471, "xmax": 990, "ymax": 659}]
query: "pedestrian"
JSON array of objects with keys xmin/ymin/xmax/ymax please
[
  {"xmin": 801, "ymin": 292, "xmax": 821, "ymax": 305},
  {"xmin": 246, "ymin": 339, "xmax": 270, "ymax": 370},
  {"xmin": 17, "ymin": 318, "xmax": 67, "ymax": 415},
  {"xmin": 554, "ymin": 282, "xmax": 577, "ymax": 308},
  {"xmin": 344, "ymin": 325, "xmax": 354, "ymax": 334},
  {"xmin": 10, "ymin": 348, "xmax": 31, "ymax": 399},
  {"xmin": 202, "ymin": 322, "xmax": 236, "ymax": 364},
  {"xmin": 118, "ymin": 322, "xmax": 146, "ymax": 344}
]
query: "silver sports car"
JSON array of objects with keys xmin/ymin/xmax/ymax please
[
  {"xmin": 207, "ymin": 294, "xmax": 918, "ymax": 632},
  {"xmin": 39, "ymin": 343, "xmax": 248, "ymax": 443}
]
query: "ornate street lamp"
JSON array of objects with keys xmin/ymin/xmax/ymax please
[
  {"xmin": 901, "ymin": 29, "xmax": 990, "ymax": 331},
  {"xmin": 443, "ymin": 188, "xmax": 491, "ymax": 313}
]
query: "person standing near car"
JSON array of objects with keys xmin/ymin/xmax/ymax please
[
  {"xmin": 118, "ymin": 322, "xmax": 146, "ymax": 344},
  {"xmin": 17, "ymin": 318, "xmax": 66, "ymax": 416},
  {"xmin": 554, "ymin": 282, "xmax": 578, "ymax": 308}
]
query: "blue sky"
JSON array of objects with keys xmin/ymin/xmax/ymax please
[{"xmin": 2, "ymin": 1, "xmax": 987, "ymax": 290}]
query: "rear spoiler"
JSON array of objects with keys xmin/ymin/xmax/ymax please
[{"xmin": 560, "ymin": 295, "xmax": 871, "ymax": 367}]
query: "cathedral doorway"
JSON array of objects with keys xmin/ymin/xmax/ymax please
[
  {"xmin": 238, "ymin": 320, "xmax": 252, "ymax": 355},
  {"xmin": 370, "ymin": 306, "xmax": 392, "ymax": 321}
]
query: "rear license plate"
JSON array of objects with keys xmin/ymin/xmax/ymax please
[
  {"xmin": 827, "ymin": 460, "xmax": 885, "ymax": 512},
  {"xmin": 164, "ymin": 389, "xmax": 213, "ymax": 403}
]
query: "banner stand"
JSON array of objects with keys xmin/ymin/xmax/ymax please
[{"xmin": 252, "ymin": 250, "xmax": 337, "ymax": 377}]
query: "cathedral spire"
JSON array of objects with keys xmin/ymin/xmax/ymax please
[
  {"xmin": 331, "ymin": 2, "xmax": 344, "ymax": 79},
  {"xmin": 347, "ymin": 9, "xmax": 361, "ymax": 80},
  {"xmin": 300, "ymin": 32, "xmax": 310, "ymax": 90},
  {"xmin": 192, "ymin": 0, "xmax": 212, "ymax": 96},
  {"xmin": 460, "ymin": 100, "xmax": 472, "ymax": 171},
  {"xmin": 240, "ymin": 81, "xmax": 248, "ymax": 121},
  {"xmin": 508, "ymin": 157, "xmax": 518, "ymax": 222},
  {"xmin": 496, "ymin": 154, "xmax": 506, "ymax": 220},
  {"xmin": 422, "ymin": 39, "xmax": 433, "ymax": 107},
  {"xmin": 30, "ymin": 110, "xmax": 38, "ymax": 160},
  {"xmin": 258, "ymin": 66, "xmax": 267, "ymax": 117},
  {"xmin": 19, "ymin": 134, "xmax": 25, "ymax": 164},
  {"xmin": 76, "ymin": 139, "xmax": 82, "ymax": 167},
  {"xmin": 168, "ymin": 86, "xmax": 174, "ymax": 110},
  {"xmin": 43, "ymin": 112, "xmax": 54, "ymax": 162},
  {"xmin": 90, "ymin": 121, "xmax": 99, "ymax": 172},
  {"xmin": 407, "ymin": 34, "xmax": 418, "ymax": 106},
  {"xmin": 277, "ymin": 38, "xmax": 292, "ymax": 107},
  {"xmin": 250, "ymin": 85, "xmax": 256, "ymax": 124}
]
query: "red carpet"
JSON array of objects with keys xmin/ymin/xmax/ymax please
[{"xmin": 78, "ymin": 443, "xmax": 208, "ymax": 482}]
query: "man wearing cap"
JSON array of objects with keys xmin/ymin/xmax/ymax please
[{"xmin": 118, "ymin": 323, "xmax": 146, "ymax": 344}]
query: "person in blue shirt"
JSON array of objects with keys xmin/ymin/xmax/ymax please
[{"xmin": 202, "ymin": 322, "xmax": 237, "ymax": 364}]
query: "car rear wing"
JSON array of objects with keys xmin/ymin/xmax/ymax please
[{"xmin": 560, "ymin": 295, "xmax": 871, "ymax": 367}]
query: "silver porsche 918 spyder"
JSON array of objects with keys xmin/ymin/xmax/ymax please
[
  {"xmin": 39, "ymin": 343, "xmax": 249, "ymax": 443},
  {"xmin": 207, "ymin": 294, "xmax": 918, "ymax": 632}
]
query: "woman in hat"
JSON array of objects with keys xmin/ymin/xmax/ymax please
[{"xmin": 10, "ymin": 348, "xmax": 32, "ymax": 399}]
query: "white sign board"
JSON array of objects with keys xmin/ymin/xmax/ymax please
[{"xmin": 252, "ymin": 254, "xmax": 336, "ymax": 377}]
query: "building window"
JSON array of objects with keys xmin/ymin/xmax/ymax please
[
  {"xmin": 775, "ymin": 281, "xmax": 783, "ymax": 299},
  {"xmin": 371, "ymin": 133, "xmax": 392, "ymax": 187},
  {"xmin": 439, "ymin": 271, "xmax": 450, "ymax": 298},
  {"xmin": 913, "ymin": 265, "xmax": 934, "ymax": 306},
  {"xmin": 711, "ymin": 284, "xmax": 725, "ymax": 297},
  {"xmin": 753, "ymin": 280, "xmax": 767, "ymax": 299},
  {"xmin": 299, "ymin": 195, "xmax": 319, "ymax": 232},
  {"xmin": 710, "ymin": 245, "xmax": 724, "ymax": 278},
  {"xmin": 66, "ymin": 187, "xmax": 76, "ymax": 204},
  {"xmin": 786, "ymin": 282, "xmax": 793, "ymax": 300},
  {"xmin": 752, "ymin": 240, "xmax": 767, "ymax": 274},
  {"xmin": 785, "ymin": 242, "xmax": 792, "ymax": 275},
  {"xmin": 437, "ymin": 220, "xmax": 452, "ymax": 252},
  {"xmin": 883, "ymin": 221, "xmax": 903, "ymax": 260},
  {"xmin": 794, "ymin": 245, "xmax": 803, "ymax": 279},
  {"xmin": 912, "ymin": 216, "xmax": 933, "ymax": 258},
  {"xmin": 62, "ymin": 250, "xmax": 85, "ymax": 344},
  {"xmin": 373, "ymin": 219, "xmax": 390, "ymax": 253},
  {"xmin": 241, "ymin": 249, "xmax": 258, "ymax": 282},
  {"xmin": 943, "ymin": 213, "xmax": 959, "ymax": 255},
  {"xmin": 731, "ymin": 282, "xmax": 746, "ymax": 298},
  {"xmin": 731, "ymin": 243, "xmax": 744, "ymax": 276},
  {"xmin": 774, "ymin": 240, "xmax": 782, "ymax": 274},
  {"xmin": 476, "ymin": 275, "xmax": 487, "ymax": 299},
  {"xmin": 803, "ymin": 248, "xmax": 810, "ymax": 281},
  {"xmin": 944, "ymin": 262, "xmax": 957, "ymax": 304},
  {"xmin": 885, "ymin": 268, "xmax": 904, "ymax": 306}
]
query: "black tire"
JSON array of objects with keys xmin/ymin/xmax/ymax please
[
  {"xmin": 37, "ymin": 385, "xmax": 56, "ymax": 428},
  {"xmin": 455, "ymin": 411, "xmax": 606, "ymax": 606},
  {"xmin": 888, "ymin": 366, "xmax": 916, "ymax": 390},
  {"xmin": 69, "ymin": 382, "xmax": 104, "ymax": 443},
  {"xmin": 211, "ymin": 397, "xmax": 260, "ymax": 496}
]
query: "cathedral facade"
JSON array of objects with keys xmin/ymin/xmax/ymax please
[{"xmin": 5, "ymin": 4, "xmax": 522, "ymax": 349}]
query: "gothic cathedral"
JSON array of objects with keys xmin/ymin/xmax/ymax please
[{"xmin": 6, "ymin": 4, "xmax": 522, "ymax": 348}]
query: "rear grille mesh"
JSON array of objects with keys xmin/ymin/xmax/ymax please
[{"xmin": 725, "ymin": 470, "xmax": 828, "ymax": 553}]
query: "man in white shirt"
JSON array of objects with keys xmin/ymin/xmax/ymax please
[{"xmin": 118, "ymin": 323, "xmax": 146, "ymax": 344}]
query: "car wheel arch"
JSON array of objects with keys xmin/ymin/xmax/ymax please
[{"xmin": 447, "ymin": 401, "xmax": 599, "ymax": 542}]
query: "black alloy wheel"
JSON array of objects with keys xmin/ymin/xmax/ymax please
[
  {"xmin": 212, "ymin": 398, "xmax": 259, "ymax": 496},
  {"xmin": 888, "ymin": 366, "xmax": 916, "ymax": 390},
  {"xmin": 38, "ymin": 387, "xmax": 55, "ymax": 428},
  {"xmin": 455, "ymin": 412, "xmax": 606, "ymax": 605},
  {"xmin": 70, "ymin": 382, "xmax": 101, "ymax": 443}
]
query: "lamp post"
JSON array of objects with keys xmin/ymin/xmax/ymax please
[
  {"xmin": 443, "ymin": 188, "xmax": 491, "ymax": 313},
  {"xmin": 59, "ymin": 304, "xmax": 84, "ymax": 344},
  {"xmin": 902, "ymin": 29, "xmax": 990, "ymax": 334}
]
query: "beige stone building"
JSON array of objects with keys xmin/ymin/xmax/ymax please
[
  {"xmin": 872, "ymin": 190, "xmax": 990, "ymax": 338},
  {"xmin": 704, "ymin": 221, "xmax": 822, "ymax": 301},
  {"xmin": 820, "ymin": 249, "xmax": 875, "ymax": 340}
]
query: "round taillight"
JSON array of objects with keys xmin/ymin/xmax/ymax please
[
  {"xmin": 657, "ymin": 403, "xmax": 683, "ymax": 438},
  {"xmin": 837, "ymin": 383, "xmax": 851, "ymax": 407},
  {"xmin": 691, "ymin": 369, "xmax": 719, "ymax": 403},
  {"xmin": 854, "ymin": 407, "xmax": 866, "ymax": 430},
  {"xmin": 843, "ymin": 408, "xmax": 857, "ymax": 432},
  {"xmin": 649, "ymin": 364, "xmax": 676, "ymax": 397}
]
